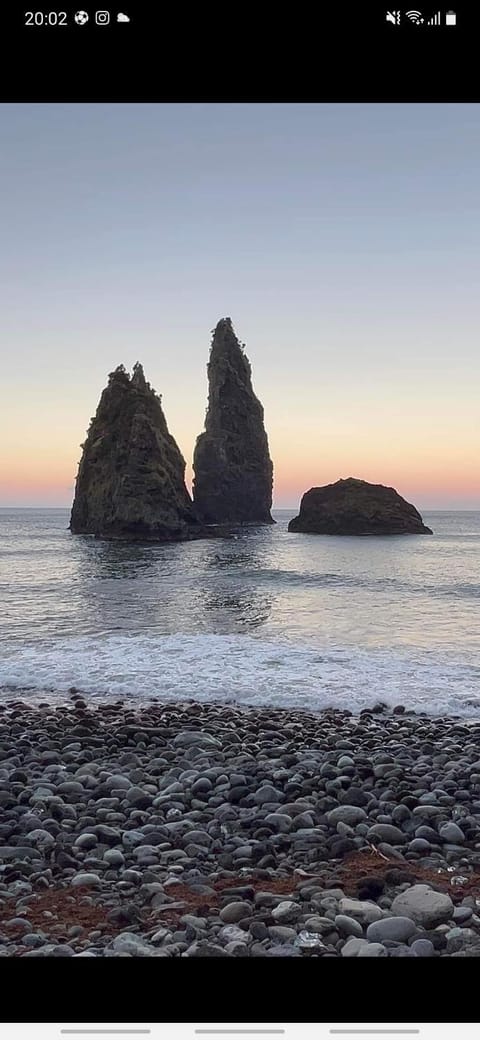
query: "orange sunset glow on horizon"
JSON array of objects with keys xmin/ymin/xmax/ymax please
[
  {"xmin": 1, "ymin": 358, "xmax": 479, "ymax": 510},
  {"xmin": 2, "ymin": 431, "xmax": 478, "ymax": 511},
  {"xmin": 1, "ymin": 104, "xmax": 479, "ymax": 511}
]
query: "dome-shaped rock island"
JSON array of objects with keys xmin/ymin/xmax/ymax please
[{"xmin": 288, "ymin": 477, "xmax": 433, "ymax": 536}]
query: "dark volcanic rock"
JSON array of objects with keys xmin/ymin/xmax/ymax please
[
  {"xmin": 288, "ymin": 478, "xmax": 433, "ymax": 536},
  {"xmin": 193, "ymin": 318, "xmax": 274, "ymax": 524},
  {"xmin": 70, "ymin": 363, "xmax": 200, "ymax": 541}
]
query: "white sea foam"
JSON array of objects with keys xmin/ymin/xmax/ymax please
[{"xmin": 1, "ymin": 632, "xmax": 479, "ymax": 717}]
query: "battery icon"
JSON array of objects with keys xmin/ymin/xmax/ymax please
[{"xmin": 445, "ymin": 10, "xmax": 456, "ymax": 24}]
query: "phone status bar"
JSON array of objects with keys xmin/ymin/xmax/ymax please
[
  {"xmin": 385, "ymin": 9, "xmax": 456, "ymax": 25},
  {"xmin": 23, "ymin": 10, "xmax": 131, "ymax": 27}
]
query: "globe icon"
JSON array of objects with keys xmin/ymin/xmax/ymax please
[{"xmin": 74, "ymin": 10, "xmax": 89, "ymax": 24}]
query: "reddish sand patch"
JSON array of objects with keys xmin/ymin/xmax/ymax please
[
  {"xmin": 1, "ymin": 886, "xmax": 118, "ymax": 954},
  {"xmin": 145, "ymin": 876, "xmax": 300, "ymax": 928},
  {"xmin": 2, "ymin": 887, "xmax": 112, "ymax": 931},
  {"xmin": 3, "ymin": 853, "xmax": 480, "ymax": 951},
  {"xmin": 337, "ymin": 848, "xmax": 480, "ymax": 901}
]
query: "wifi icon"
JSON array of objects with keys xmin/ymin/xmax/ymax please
[{"xmin": 405, "ymin": 9, "xmax": 424, "ymax": 21}]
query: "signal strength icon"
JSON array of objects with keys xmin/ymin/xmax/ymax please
[
  {"xmin": 405, "ymin": 9, "xmax": 424, "ymax": 22},
  {"xmin": 427, "ymin": 10, "xmax": 441, "ymax": 23}
]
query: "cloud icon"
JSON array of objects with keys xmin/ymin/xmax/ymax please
[{"xmin": 117, "ymin": 11, "xmax": 130, "ymax": 20}]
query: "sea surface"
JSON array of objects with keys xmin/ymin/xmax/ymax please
[{"xmin": 0, "ymin": 508, "xmax": 479, "ymax": 717}]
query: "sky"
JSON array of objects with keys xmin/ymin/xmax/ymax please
[{"xmin": 0, "ymin": 102, "xmax": 479, "ymax": 510}]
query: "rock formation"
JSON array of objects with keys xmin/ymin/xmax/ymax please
[
  {"xmin": 193, "ymin": 318, "xmax": 274, "ymax": 524},
  {"xmin": 70, "ymin": 363, "xmax": 201, "ymax": 541},
  {"xmin": 288, "ymin": 477, "xmax": 433, "ymax": 535}
]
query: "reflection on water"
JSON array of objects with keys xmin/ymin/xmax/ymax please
[
  {"xmin": 208, "ymin": 549, "xmax": 261, "ymax": 571},
  {"xmin": 75, "ymin": 537, "xmax": 172, "ymax": 580},
  {"xmin": 201, "ymin": 536, "xmax": 276, "ymax": 629},
  {"xmin": 201, "ymin": 590, "xmax": 272, "ymax": 629},
  {"xmin": 1, "ymin": 508, "xmax": 480, "ymax": 655},
  {"xmin": 65, "ymin": 521, "xmax": 276, "ymax": 637},
  {"xmin": 1, "ymin": 508, "xmax": 480, "ymax": 715}
]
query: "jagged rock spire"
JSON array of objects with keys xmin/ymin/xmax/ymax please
[
  {"xmin": 131, "ymin": 361, "xmax": 148, "ymax": 390},
  {"xmin": 70, "ymin": 363, "xmax": 199, "ymax": 541},
  {"xmin": 193, "ymin": 318, "xmax": 274, "ymax": 524}
]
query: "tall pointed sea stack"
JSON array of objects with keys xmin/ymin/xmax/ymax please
[
  {"xmin": 193, "ymin": 318, "xmax": 274, "ymax": 524},
  {"xmin": 70, "ymin": 363, "xmax": 200, "ymax": 541}
]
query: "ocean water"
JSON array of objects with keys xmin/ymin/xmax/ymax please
[{"xmin": 0, "ymin": 508, "xmax": 479, "ymax": 717}]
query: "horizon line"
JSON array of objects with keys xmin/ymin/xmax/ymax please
[{"xmin": 1, "ymin": 505, "xmax": 479, "ymax": 513}]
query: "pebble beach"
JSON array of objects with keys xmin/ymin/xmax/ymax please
[{"xmin": 1, "ymin": 695, "xmax": 480, "ymax": 957}]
